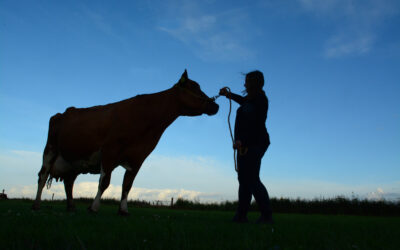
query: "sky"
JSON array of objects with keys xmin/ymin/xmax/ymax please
[{"xmin": 1, "ymin": 0, "xmax": 399, "ymax": 203}]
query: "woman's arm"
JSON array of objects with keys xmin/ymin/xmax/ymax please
[
  {"xmin": 228, "ymin": 93, "xmax": 245, "ymax": 105},
  {"xmin": 219, "ymin": 88, "xmax": 245, "ymax": 105}
]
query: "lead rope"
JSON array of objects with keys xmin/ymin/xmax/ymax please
[
  {"xmin": 226, "ymin": 88, "xmax": 238, "ymax": 172},
  {"xmin": 212, "ymin": 87, "xmax": 238, "ymax": 172}
]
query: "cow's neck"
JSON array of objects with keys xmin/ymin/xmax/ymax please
[
  {"xmin": 138, "ymin": 87, "xmax": 180, "ymax": 130},
  {"xmin": 158, "ymin": 88, "xmax": 180, "ymax": 126}
]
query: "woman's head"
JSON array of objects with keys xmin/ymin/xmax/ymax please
[{"xmin": 243, "ymin": 70, "xmax": 264, "ymax": 97}]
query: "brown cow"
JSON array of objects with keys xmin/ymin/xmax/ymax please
[{"xmin": 32, "ymin": 70, "xmax": 219, "ymax": 215}]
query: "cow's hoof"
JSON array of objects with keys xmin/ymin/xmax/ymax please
[
  {"xmin": 31, "ymin": 203, "xmax": 41, "ymax": 211},
  {"xmin": 87, "ymin": 206, "xmax": 98, "ymax": 214},
  {"xmin": 118, "ymin": 210, "xmax": 130, "ymax": 216}
]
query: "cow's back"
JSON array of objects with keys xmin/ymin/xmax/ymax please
[{"xmin": 55, "ymin": 104, "xmax": 115, "ymax": 161}]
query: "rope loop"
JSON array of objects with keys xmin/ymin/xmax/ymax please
[{"xmin": 211, "ymin": 87, "xmax": 238, "ymax": 172}]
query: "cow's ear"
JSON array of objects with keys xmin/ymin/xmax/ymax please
[{"xmin": 179, "ymin": 69, "xmax": 188, "ymax": 84}]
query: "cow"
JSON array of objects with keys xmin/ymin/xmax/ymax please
[{"xmin": 32, "ymin": 70, "xmax": 219, "ymax": 215}]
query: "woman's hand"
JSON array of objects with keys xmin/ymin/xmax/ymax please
[
  {"xmin": 219, "ymin": 87, "xmax": 230, "ymax": 97},
  {"xmin": 233, "ymin": 140, "xmax": 242, "ymax": 149}
]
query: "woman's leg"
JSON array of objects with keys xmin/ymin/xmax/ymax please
[
  {"xmin": 237, "ymin": 175, "xmax": 252, "ymax": 219},
  {"xmin": 235, "ymin": 154, "xmax": 252, "ymax": 220},
  {"xmin": 248, "ymin": 145, "xmax": 272, "ymax": 219},
  {"xmin": 252, "ymin": 177, "xmax": 272, "ymax": 218}
]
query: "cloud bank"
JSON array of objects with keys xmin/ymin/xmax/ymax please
[
  {"xmin": 0, "ymin": 150, "xmax": 236, "ymax": 202},
  {"xmin": 8, "ymin": 181, "xmax": 400, "ymax": 203},
  {"xmin": 7, "ymin": 182, "xmax": 222, "ymax": 203},
  {"xmin": 1, "ymin": 149, "xmax": 399, "ymax": 202},
  {"xmin": 366, "ymin": 187, "xmax": 400, "ymax": 201}
]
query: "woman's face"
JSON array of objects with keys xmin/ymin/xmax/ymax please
[{"xmin": 244, "ymin": 77, "xmax": 250, "ymax": 90}]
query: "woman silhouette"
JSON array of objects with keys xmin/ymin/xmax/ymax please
[{"xmin": 219, "ymin": 70, "xmax": 272, "ymax": 224}]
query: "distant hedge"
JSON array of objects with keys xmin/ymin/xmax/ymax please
[
  {"xmin": 14, "ymin": 196, "xmax": 400, "ymax": 216},
  {"xmin": 172, "ymin": 197, "xmax": 400, "ymax": 216}
]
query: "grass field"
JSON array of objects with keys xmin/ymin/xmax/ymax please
[{"xmin": 1, "ymin": 199, "xmax": 399, "ymax": 249}]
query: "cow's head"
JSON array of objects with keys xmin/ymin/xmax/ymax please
[{"xmin": 174, "ymin": 70, "xmax": 219, "ymax": 116}]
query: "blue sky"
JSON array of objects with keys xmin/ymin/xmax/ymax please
[{"xmin": 1, "ymin": 0, "xmax": 399, "ymax": 202}]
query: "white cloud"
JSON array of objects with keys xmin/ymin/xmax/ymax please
[
  {"xmin": 80, "ymin": 7, "xmax": 128, "ymax": 46},
  {"xmin": 157, "ymin": 2, "xmax": 255, "ymax": 62},
  {"xmin": 298, "ymin": 0, "xmax": 399, "ymax": 58},
  {"xmin": 134, "ymin": 154, "xmax": 237, "ymax": 197},
  {"xmin": 2, "ymin": 149, "xmax": 399, "ymax": 202},
  {"xmin": 0, "ymin": 149, "xmax": 236, "ymax": 202},
  {"xmin": 299, "ymin": 0, "xmax": 350, "ymax": 14},
  {"xmin": 84, "ymin": 10, "xmax": 116, "ymax": 39},
  {"xmin": 7, "ymin": 182, "xmax": 223, "ymax": 203},
  {"xmin": 299, "ymin": 0, "xmax": 398, "ymax": 17},
  {"xmin": 183, "ymin": 15, "xmax": 216, "ymax": 33},
  {"xmin": 366, "ymin": 187, "xmax": 400, "ymax": 201},
  {"xmin": 265, "ymin": 178, "xmax": 400, "ymax": 201},
  {"xmin": 8, "ymin": 179, "xmax": 400, "ymax": 203},
  {"xmin": 324, "ymin": 34, "xmax": 373, "ymax": 58}
]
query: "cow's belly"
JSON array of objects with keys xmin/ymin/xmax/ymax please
[{"xmin": 50, "ymin": 151, "xmax": 101, "ymax": 177}]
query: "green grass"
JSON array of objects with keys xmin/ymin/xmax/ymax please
[{"xmin": 1, "ymin": 199, "xmax": 399, "ymax": 249}]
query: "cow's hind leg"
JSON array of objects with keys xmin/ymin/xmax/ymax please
[
  {"xmin": 118, "ymin": 167, "xmax": 140, "ymax": 216},
  {"xmin": 64, "ymin": 174, "xmax": 77, "ymax": 212},
  {"xmin": 32, "ymin": 149, "xmax": 55, "ymax": 210},
  {"xmin": 88, "ymin": 167, "xmax": 112, "ymax": 213}
]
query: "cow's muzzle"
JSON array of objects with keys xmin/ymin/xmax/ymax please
[{"xmin": 205, "ymin": 100, "xmax": 219, "ymax": 115}]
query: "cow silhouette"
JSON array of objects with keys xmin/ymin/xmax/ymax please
[{"xmin": 32, "ymin": 70, "xmax": 219, "ymax": 215}]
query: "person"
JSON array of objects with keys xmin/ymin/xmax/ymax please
[{"xmin": 219, "ymin": 70, "xmax": 273, "ymax": 224}]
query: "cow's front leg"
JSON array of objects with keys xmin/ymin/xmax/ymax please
[
  {"xmin": 89, "ymin": 168, "xmax": 111, "ymax": 213},
  {"xmin": 118, "ymin": 168, "xmax": 139, "ymax": 216}
]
